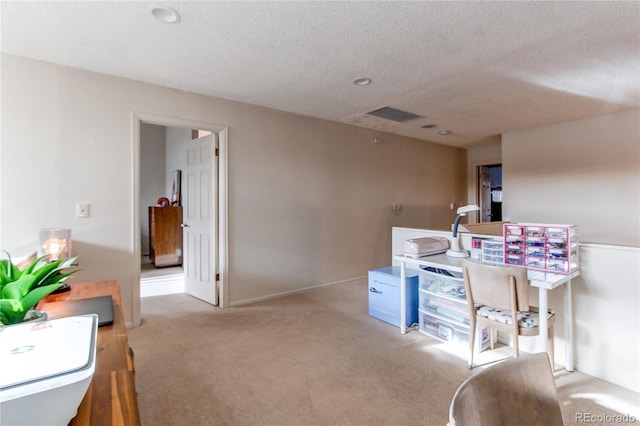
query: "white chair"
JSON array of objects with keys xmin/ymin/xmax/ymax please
[{"xmin": 460, "ymin": 258, "xmax": 555, "ymax": 369}]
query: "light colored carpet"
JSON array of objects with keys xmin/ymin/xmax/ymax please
[{"xmin": 128, "ymin": 279, "xmax": 639, "ymax": 426}]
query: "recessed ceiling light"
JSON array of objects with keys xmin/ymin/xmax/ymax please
[
  {"xmin": 353, "ymin": 78, "xmax": 372, "ymax": 86},
  {"xmin": 438, "ymin": 130, "xmax": 450, "ymax": 135},
  {"xmin": 152, "ymin": 6, "xmax": 181, "ymax": 23}
]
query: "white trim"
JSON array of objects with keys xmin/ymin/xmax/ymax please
[
  {"xmin": 579, "ymin": 242, "xmax": 639, "ymax": 252},
  {"xmin": 131, "ymin": 117, "xmax": 142, "ymax": 326},
  {"xmin": 132, "ymin": 112, "xmax": 230, "ymax": 325},
  {"xmin": 134, "ymin": 112, "xmax": 224, "ymax": 132},
  {"xmin": 141, "ymin": 274, "xmax": 185, "ymax": 298},
  {"xmin": 218, "ymin": 128, "xmax": 230, "ymax": 308}
]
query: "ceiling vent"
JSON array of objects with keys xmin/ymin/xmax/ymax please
[{"xmin": 366, "ymin": 106, "xmax": 423, "ymax": 123}]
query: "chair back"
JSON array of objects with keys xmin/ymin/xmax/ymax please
[
  {"xmin": 448, "ymin": 353, "xmax": 564, "ymax": 426},
  {"xmin": 461, "ymin": 259, "xmax": 530, "ymax": 312}
]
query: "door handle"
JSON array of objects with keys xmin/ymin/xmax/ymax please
[{"xmin": 181, "ymin": 223, "xmax": 190, "ymax": 228}]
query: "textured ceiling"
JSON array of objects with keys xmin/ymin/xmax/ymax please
[{"xmin": 2, "ymin": 1, "xmax": 639, "ymax": 148}]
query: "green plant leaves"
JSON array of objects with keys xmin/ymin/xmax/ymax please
[
  {"xmin": 0, "ymin": 256, "xmax": 21, "ymax": 283},
  {"xmin": 0, "ymin": 251, "xmax": 80, "ymax": 325},
  {"xmin": 0, "ymin": 299, "xmax": 25, "ymax": 325},
  {"xmin": 21, "ymin": 283, "xmax": 64, "ymax": 312},
  {"xmin": 2, "ymin": 274, "xmax": 38, "ymax": 299},
  {"xmin": 21, "ymin": 254, "xmax": 50, "ymax": 275}
]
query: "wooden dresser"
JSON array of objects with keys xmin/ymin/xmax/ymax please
[
  {"xmin": 39, "ymin": 280, "xmax": 141, "ymax": 426},
  {"xmin": 149, "ymin": 206, "xmax": 183, "ymax": 267}
]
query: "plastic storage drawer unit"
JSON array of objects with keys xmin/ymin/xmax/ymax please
[
  {"xmin": 368, "ymin": 266, "xmax": 419, "ymax": 328},
  {"xmin": 418, "ymin": 310, "xmax": 489, "ymax": 349},
  {"xmin": 419, "ymin": 290, "xmax": 469, "ymax": 325},
  {"xmin": 419, "ymin": 267, "xmax": 465, "ymax": 299},
  {"xmin": 503, "ymin": 223, "xmax": 579, "ymax": 274},
  {"xmin": 418, "ymin": 268, "xmax": 489, "ymax": 350},
  {"xmin": 481, "ymin": 240, "xmax": 505, "ymax": 265}
]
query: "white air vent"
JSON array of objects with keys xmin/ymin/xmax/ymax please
[{"xmin": 366, "ymin": 106, "xmax": 423, "ymax": 123}]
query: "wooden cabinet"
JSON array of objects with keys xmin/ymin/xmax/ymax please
[{"xmin": 149, "ymin": 206, "xmax": 183, "ymax": 267}]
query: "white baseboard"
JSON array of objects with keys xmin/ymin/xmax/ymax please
[
  {"xmin": 141, "ymin": 274, "xmax": 185, "ymax": 298},
  {"xmin": 229, "ymin": 276, "xmax": 366, "ymax": 307}
]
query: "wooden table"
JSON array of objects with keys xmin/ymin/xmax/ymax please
[{"xmin": 39, "ymin": 280, "xmax": 141, "ymax": 426}]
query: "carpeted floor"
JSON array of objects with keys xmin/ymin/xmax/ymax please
[{"xmin": 128, "ymin": 279, "xmax": 639, "ymax": 426}]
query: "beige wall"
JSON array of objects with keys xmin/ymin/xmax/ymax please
[
  {"xmin": 0, "ymin": 54, "xmax": 466, "ymax": 324},
  {"xmin": 229, "ymin": 114, "xmax": 467, "ymax": 305},
  {"xmin": 502, "ymin": 109, "xmax": 640, "ymax": 246}
]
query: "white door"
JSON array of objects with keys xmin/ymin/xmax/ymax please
[{"xmin": 182, "ymin": 133, "xmax": 218, "ymax": 305}]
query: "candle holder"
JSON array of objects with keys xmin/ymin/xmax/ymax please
[{"xmin": 40, "ymin": 228, "xmax": 72, "ymax": 262}]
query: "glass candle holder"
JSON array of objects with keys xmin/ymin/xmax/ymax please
[{"xmin": 40, "ymin": 228, "xmax": 72, "ymax": 262}]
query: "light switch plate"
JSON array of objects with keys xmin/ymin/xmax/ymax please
[{"xmin": 76, "ymin": 203, "xmax": 89, "ymax": 218}]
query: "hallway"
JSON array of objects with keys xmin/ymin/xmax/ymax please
[{"xmin": 140, "ymin": 262, "xmax": 184, "ymax": 297}]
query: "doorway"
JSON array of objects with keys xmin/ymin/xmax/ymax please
[
  {"xmin": 139, "ymin": 124, "xmax": 199, "ymax": 297},
  {"xmin": 132, "ymin": 113, "xmax": 229, "ymax": 326},
  {"xmin": 477, "ymin": 164, "xmax": 502, "ymax": 223}
]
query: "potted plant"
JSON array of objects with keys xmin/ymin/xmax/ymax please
[{"xmin": 0, "ymin": 251, "xmax": 79, "ymax": 325}]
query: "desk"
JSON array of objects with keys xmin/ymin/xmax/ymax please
[
  {"xmin": 394, "ymin": 253, "xmax": 579, "ymax": 371},
  {"xmin": 38, "ymin": 280, "xmax": 141, "ymax": 426}
]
